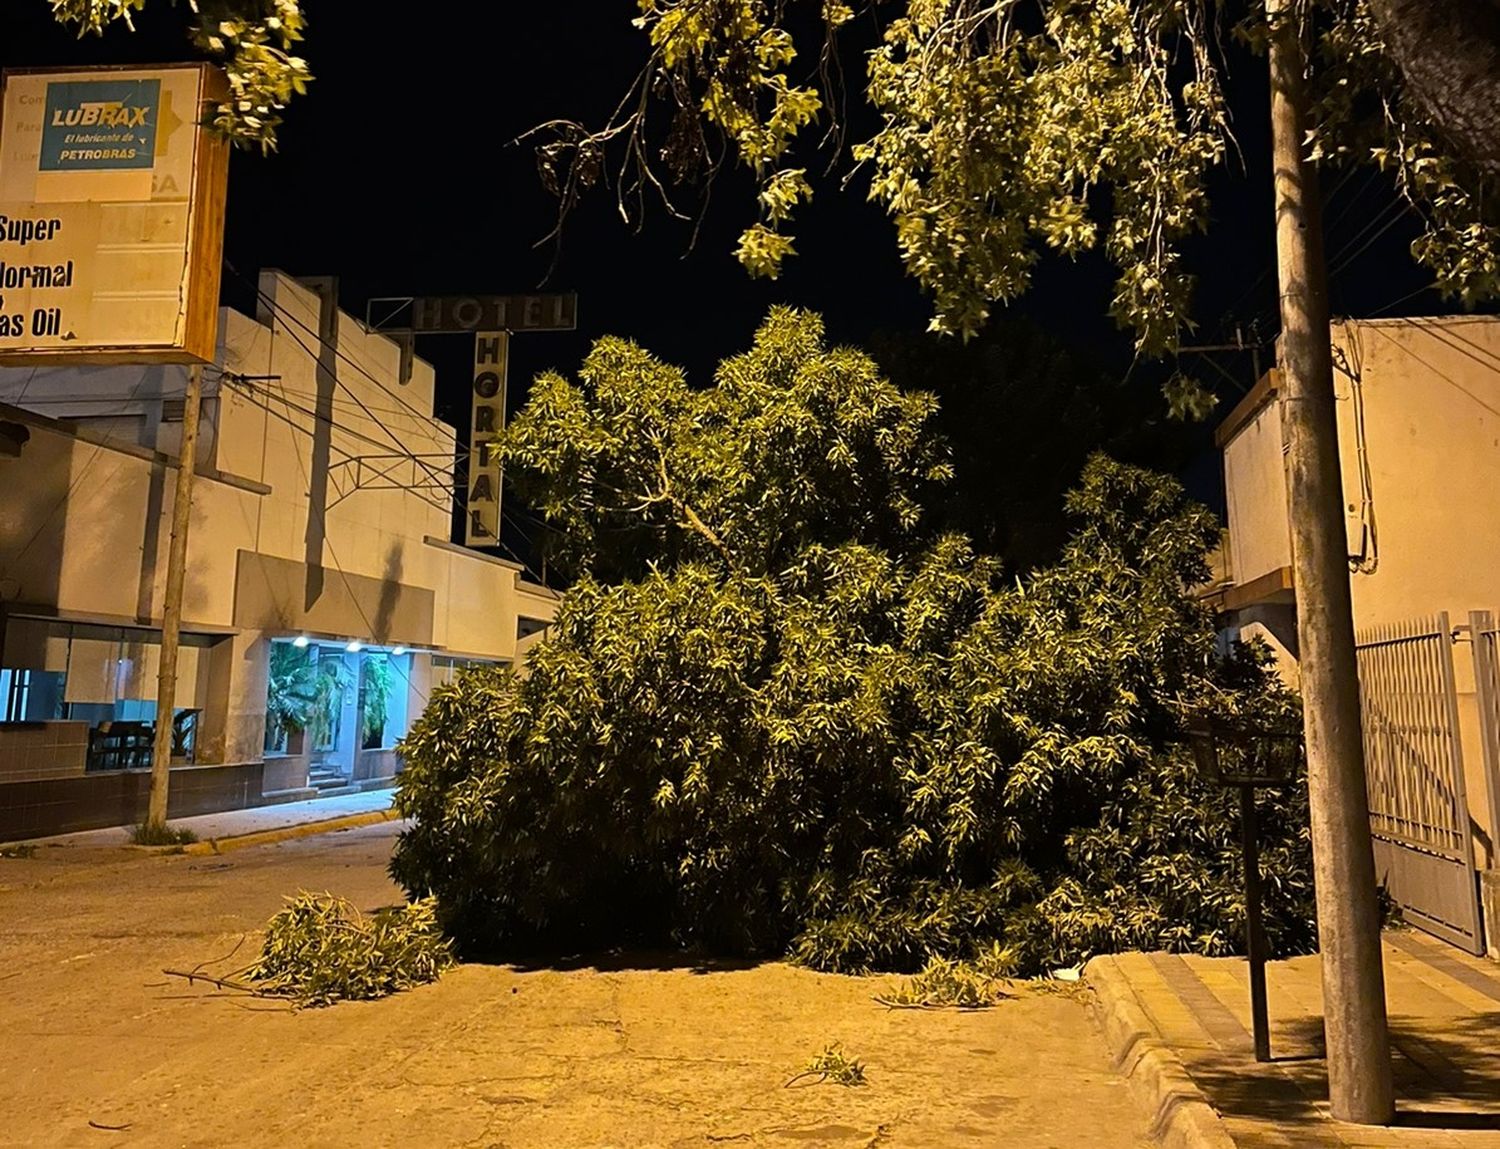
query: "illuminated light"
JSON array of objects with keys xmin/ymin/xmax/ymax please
[
  {"xmin": 346, "ymin": 640, "xmax": 363, "ymax": 653},
  {"xmin": 391, "ymin": 646, "xmax": 406, "ymax": 656},
  {"xmin": 292, "ymin": 635, "xmax": 309, "ymax": 648}
]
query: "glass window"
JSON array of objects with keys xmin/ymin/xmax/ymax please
[{"xmin": 0, "ymin": 617, "xmax": 211, "ymax": 769}]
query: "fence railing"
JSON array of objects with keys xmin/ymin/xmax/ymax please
[{"xmin": 1354, "ymin": 613, "xmax": 1470, "ymax": 862}]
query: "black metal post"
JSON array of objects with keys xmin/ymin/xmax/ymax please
[{"xmin": 1240, "ymin": 783, "xmax": 1272, "ymax": 1062}]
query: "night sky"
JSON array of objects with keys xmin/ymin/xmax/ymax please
[{"xmin": 0, "ymin": 2, "xmax": 1465, "ymax": 569}]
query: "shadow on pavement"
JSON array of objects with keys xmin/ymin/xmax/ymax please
[{"xmin": 1183, "ymin": 1011, "xmax": 1500, "ymax": 1135}]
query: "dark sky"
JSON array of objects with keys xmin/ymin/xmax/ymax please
[{"xmin": 0, "ymin": 2, "xmax": 1464, "ymax": 566}]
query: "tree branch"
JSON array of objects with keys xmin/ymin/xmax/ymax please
[{"xmin": 654, "ymin": 448, "xmax": 733, "ymax": 566}]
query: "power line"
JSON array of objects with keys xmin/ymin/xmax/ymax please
[
  {"xmin": 1217, "ymin": 165, "xmax": 1369, "ymax": 337},
  {"xmin": 248, "ymin": 378, "xmax": 440, "ymax": 423},
  {"xmin": 1398, "ymin": 316, "xmax": 1500, "ymax": 378},
  {"xmin": 224, "ymin": 264, "xmax": 456, "ymax": 495},
  {"xmin": 3, "ymin": 365, "xmax": 41, "ymax": 410},
  {"xmin": 226, "ymin": 375, "xmax": 453, "ymax": 463},
  {"xmin": 256, "ymin": 372, "xmax": 547, "ymax": 699},
  {"xmin": 268, "ymin": 371, "xmax": 431, "ymax": 707},
  {"xmin": 1363, "ymin": 321, "xmax": 1500, "ymax": 423},
  {"xmin": 1328, "ymin": 197, "xmax": 1413, "ymax": 279},
  {"xmin": 225, "ymin": 262, "xmax": 437, "ymax": 430},
  {"xmin": 222, "ymin": 379, "xmax": 455, "ymax": 516},
  {"xmin": 1362, "ymin": 282, "xmax": 1435, "ymax": 319}
]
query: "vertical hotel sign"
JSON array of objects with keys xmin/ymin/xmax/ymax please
[
  {"xmin": 0, "ymin": 65, "xmax": 229, "ymax": 364},
  {"xmin": 467, "ymin": 332, "xmax": 508, "ymax": 545}
]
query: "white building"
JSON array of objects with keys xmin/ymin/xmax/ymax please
[{"xmin": 0, "ymin": 270, "xmax": 555, "ymax": 838}]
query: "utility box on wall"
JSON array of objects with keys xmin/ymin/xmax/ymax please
[{"xmin": 0, "ymin": 63, "xmax": 229, "ymax": 364}]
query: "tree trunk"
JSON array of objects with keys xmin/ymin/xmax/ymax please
[{"xmin": 1370, "ymin": 0, "xmax": 1500, "ymax": 178}]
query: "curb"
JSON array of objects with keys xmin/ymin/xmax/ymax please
[
  {"xmin": 1085, "ymin": 955, "xmax": 1238, "ymax": 1149},
  {"xmin": 180, "ymin": 808, "xmax": 402, "ymax": 856}
]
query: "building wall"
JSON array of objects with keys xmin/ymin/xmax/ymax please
[
  {"xmin": 1329, "ymin": 317, "xmax": 1500, "ymax": 861},
  {"xmin": 0, "ymin": 270, "xmax": 556, "ymax": 833},
  {"xmin": 1331, "ymin": 317, "xmax": 1500, "ymax": 629},
  {"xmin": 1221, "ymin": 393, "xmax": 1293, "ymax": 589}
]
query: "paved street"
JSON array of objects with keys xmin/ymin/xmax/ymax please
[{"xmin": 2, "ymin": 824, "xmax": 1152, "ymax": 1148}]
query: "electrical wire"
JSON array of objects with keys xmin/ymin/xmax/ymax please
[
  {"xmin": 1218, "ymin": 165, "xmax": 1370, "ymax": 337},
  {"xmin": 221, "ymin": 381, "xmax": 454, "ymax": 517},
  {"xmin": 262, "ymin": 350, "xmax": 553, "ymax": 706},
  {"xmin": 1363, "ymin": 321, "xmax": 1500, "ymax": 423},
  {"xmin": 1328, "ymin": 197, "xmax": 1414, "ymax": 279},
  {"xmin": 1403, "ymin": 315, "xmax": 1500, "ymax": 373},
  {"xmin": 226, "ymin": 374, "xmax": 456, "ymax": 464},
  {"xmin": 268, "ymin": 370, "xmax": 438, "ymax": 708},
  {"xmin": 246, "ymin": 378, "xmax": 439, "ymax": 423},
  {"xmin": 223, "ymin": 265, "xmax": 454, "ymax": 495},
  {"xmin": 2, "ymin": 365, "xmax": 41, "ymax": 410},
  {"xmin": 226, "ymin": 268, "xmax": 567, "ymax": 588},
  {"xmin": 1362, "ymin": 282, "xmax": 1435, "ymax": 319},
  {"xmin": 225, "ymin": 262, "xmax": 438, "ymax": 430}
]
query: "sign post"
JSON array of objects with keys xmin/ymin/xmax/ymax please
[
  {"xmin": 147, "ymin": 362, "xmax": 203, "ymax": 827},
  {"xmin": 1186, "ymin": 715, "xmax": 1303, "ymax": 1063}
]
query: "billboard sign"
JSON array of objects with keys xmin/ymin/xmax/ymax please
[
  {"xmin": 0, "ymin": 65, "xmax": 229, "ymax": 364},
  {"xmin": 40, "ymin": 78, "xmax": 161, "ymax": 172}
]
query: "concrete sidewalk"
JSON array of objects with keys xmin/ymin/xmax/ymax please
[
  {"xmin": 14, "ymin": 787, "xmax": 400, "ymax": 853},
  {"xmin": 1089, "ymin": 930, "xmax": 1500, "ymax": 1148}
]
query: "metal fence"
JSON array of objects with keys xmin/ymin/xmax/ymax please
[{"xmin": 1355, "ymin": 613, "xmax": 1482, "ymax": 953}]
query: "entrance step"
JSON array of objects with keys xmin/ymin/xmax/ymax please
[
  {"xmin": 307, "ymin": 785, "xmax": 360, "ymax": 799},
  {"xmin": 307, "ymin": 766, "xmax": 350, "ymax": 791}
]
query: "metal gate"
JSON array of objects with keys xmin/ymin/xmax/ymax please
[{"xmin": 1355, "ymin": 613, "xmax": 1483, "ymax": 954}]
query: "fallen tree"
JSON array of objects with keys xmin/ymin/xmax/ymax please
[{"xmin": 390, "ymin": 310, "xmax": 1315, "ymax": 973}]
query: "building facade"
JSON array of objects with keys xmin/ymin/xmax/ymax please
[
  {"xmin": 1213, "ymin": 315, "xmax": 1500, "ymax": 959},
  {"xmin": 0, "ymin": 270, "xmax": 555, "ymax": 839}
]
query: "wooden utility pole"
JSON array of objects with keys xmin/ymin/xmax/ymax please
[
  {"xmin": 1265, "ymin": 0, "xmax": 1394, "ymax": 1124},
  {"xmin": 146, "ymin": 364, "xmax": 205, "ymax": 830}
]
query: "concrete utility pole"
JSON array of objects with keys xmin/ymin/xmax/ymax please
[
  {"xmin": 1265, "ymin": 0, "xmax": 1394, "ymax": 1124},
  {"xmin": 146, "ymin": 364, "xmax": 205, "ymax": 830}
]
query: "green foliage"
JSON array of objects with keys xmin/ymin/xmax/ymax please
[
  {"xmin": 246, "ymin": 892, "xmax": 455, "ymax": 1007},
  {"xmin": 392, "ymin": 312, "xmax": 1314, "ymax": 975},
  {"xmin": 539, "ymin": 2, "xmax": 1500, "ymax": 352},
  {"xmin": 46, "ymin": 0, "xmax": 310, "ymax": 152},
  {"xmin": 266, "ymin": 641, "xmax": 317, "ymax": 745},
  {"xmin": 1309, "ymin": 0, "xmax": 1500, "ymax": 305},
  {"xmin": 857, "ymin": 0, "xmax": 1226, "ymax": 349},
  {"xmin": 359, "ymin": 656, "xmax": 393, "ymax": 750},
  {"xmin": 129, "ymin": 820, "xmax": 198, "ymax": 846},
  {"xmin": 502, "ymin": 306, "xmax": 952, "ymax": 583},
  {"xmin": 310, "ymin": 656, "xmax": 352, "ymax": 751},
  {"xmin": 787, "ymin": 1043, "xmax": 867, "ymax": 1087},
  {"xmin": 874, "ymin": 948, "xmax": 1016, "ymax": 1009}
]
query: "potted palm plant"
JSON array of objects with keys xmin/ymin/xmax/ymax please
[
  {"xmin": 266, "ymin": 642, "xmax": 318, "ymax": 753},
  {"xmin": 359, "ymin": 655, "xmax": 392, "ymax": 750}
]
